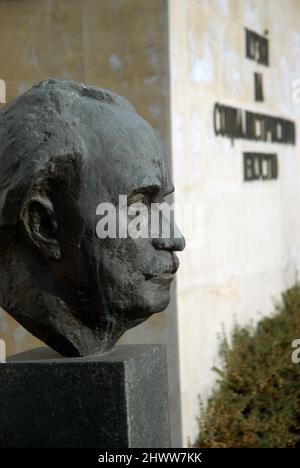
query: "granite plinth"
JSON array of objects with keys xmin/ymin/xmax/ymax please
[{"xmin": 0, "ymin": 344, "xmax": 170, "ymax": 448}]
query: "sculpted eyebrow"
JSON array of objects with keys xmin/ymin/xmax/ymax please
[{"xmin": 130, "ymin": 184, "xmax": 161, "ymax": 197}]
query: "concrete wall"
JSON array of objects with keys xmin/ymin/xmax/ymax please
[{"xmin": 169, "ymin": 0, "xmax": 300, "ymax": 445}]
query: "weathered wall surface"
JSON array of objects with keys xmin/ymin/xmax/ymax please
[{"xmin": 169, "ymin": 0, "xmax": 300, "ymax": 445}]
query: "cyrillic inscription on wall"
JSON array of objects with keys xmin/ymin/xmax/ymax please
[{"xmin": 213, "ymin": 29, "xmax": 296, "ymax": 182}]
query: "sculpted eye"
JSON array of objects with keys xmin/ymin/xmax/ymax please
[
  {"xmin": 128, "ymin": 193, "xmax": 149, "ymax": 206},
  {"xmin": 128, "ymin": 185, "xmax": 161, "ymax": 208}
]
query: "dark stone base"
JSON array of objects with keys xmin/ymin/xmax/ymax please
[{"xmin": 0, "ymin": 344, "xmax": 170, "ymax": 448}]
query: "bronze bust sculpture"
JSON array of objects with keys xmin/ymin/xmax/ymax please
[{"xmin": 0, "ymin": 79, "xmax": 185, "ymax": 357}]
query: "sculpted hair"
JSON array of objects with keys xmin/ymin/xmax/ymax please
[{"xmin": 0, "ymin": 78, "xmax": 136, "ymax": 230}]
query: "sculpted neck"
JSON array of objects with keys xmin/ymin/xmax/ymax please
[{"xmin": 0, "ymin": 250, "xmax": 127, "ymax": 357}]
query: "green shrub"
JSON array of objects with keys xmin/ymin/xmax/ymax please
[{"xmin": 194, "ymin": 283, "xmax": 300, "ymax": 448}]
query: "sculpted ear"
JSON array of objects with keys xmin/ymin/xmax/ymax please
[{"xmin": 21, "ymin": 193, "xmax": 61, "ymax": 260}]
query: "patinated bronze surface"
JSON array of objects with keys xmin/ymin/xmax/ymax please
[{"xmin": 0, "ymin": 79, "xmax": 185, "ymax": 356}]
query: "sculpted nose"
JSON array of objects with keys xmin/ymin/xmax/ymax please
[
  {"xmin": 152, "ymin": 229, "xmax": 186, "ymax": 252},
  {"xmin": 150, "ymin": 206, "xmax": 186, "ymax": 252}
]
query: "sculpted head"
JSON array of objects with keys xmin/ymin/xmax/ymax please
[{"xmin": 0, "ymin": 79, "xmax": 185, "ymax": 356}]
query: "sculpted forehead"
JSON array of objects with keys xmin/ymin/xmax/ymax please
[{"xmin": 85, "ymin": 105, "xmax": 172, "ymax": 197}]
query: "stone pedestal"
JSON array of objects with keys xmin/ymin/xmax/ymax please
[{"xmin": 0, "ymin": 344, "xmax": 170, "ymax": 448}]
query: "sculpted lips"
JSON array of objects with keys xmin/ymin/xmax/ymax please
[
  {"xmin": 170, "ymin": 253, "xmax": 180, "ymax": 274},
  {"xmin": 144, "ymin": 253, "xmax": 179, "ymax": 281}
]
